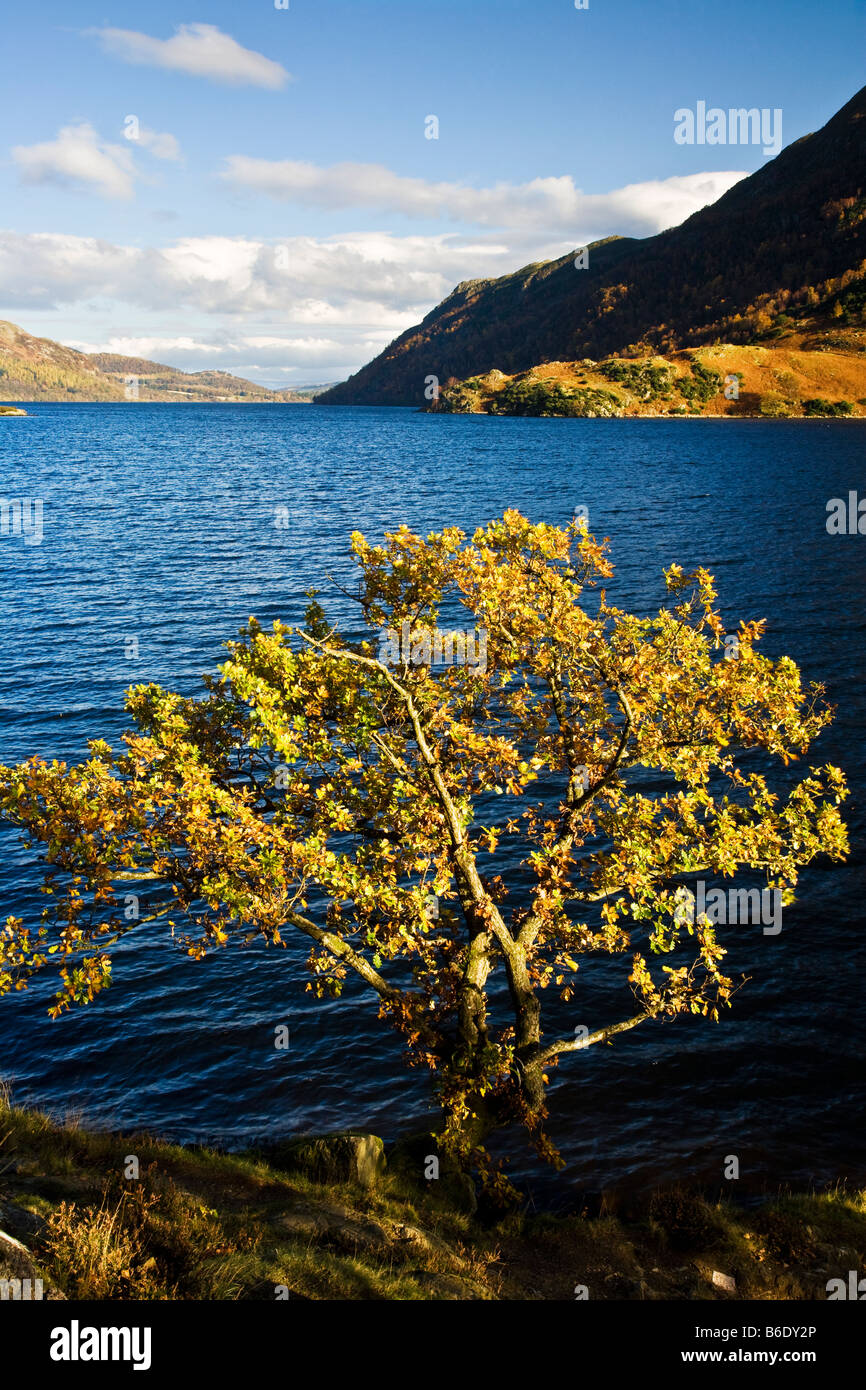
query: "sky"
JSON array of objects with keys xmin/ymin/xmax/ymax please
[{"xmin": 1, "ymin": 0, "xmax": 863, "ymax": 386}]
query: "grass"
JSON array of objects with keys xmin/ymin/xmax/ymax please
[{"xmin": 2, "ymin": 1088, "xmax": 865, "ymax": 1300}]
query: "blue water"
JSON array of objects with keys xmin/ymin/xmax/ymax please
[{"xmin": 1, "ymin": 403, "xmax": 865, "ymax": 1201}]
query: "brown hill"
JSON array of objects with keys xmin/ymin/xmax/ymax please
[
  {"xmin": 320, "ymin": 86, "xmax": 866, "ymax": 406},
  {"xmin": 430, "ymin": 344, "xmax": 866, "ymax": 418},
  {"xmin": 0, "ymin": 320, "xmax": 122, "ymax": 400},
  {"xmin": 0, "ymin": 322, "xmax": 328, "ymax": 402}
]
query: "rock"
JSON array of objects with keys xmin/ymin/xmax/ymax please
[
  {"xmin": 273, "ymin": 1132, "xmax": 386, "ymax": 1189},
  {"xmin": 278, "ymin": 1201, "xmax": 391, "ymax": 1252},
  {"xmin": 0, "ymin": 406, "xmax": 27, "ymax": 416},
  {"xmin": 0, "ymin": 1201, "xmax": 49, "ymax": 1245},
  {"xmin": 389, "ymin": 1132, "xmax": 478, "ymax": 1215},
  {"xmin": 711, "ymin": 1269, "xmax": 737, "ymax": 1292},
  {"xmin": 277, "ymin": 1200, "xmax": 461, "ymax": 1269},
  {"xmin": 0, "ymin": 1229, "xmax": 65, "ymax": 1300},
  {"xmin": 389, "ymin": 1221, "xmax": 457, "ymax": 1261},
  {"xmin": 603, "ymin": 1272, "xmax": 646, "ymax": 1299}
]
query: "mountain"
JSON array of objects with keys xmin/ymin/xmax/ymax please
[
  {"xmin": 319, "ymin": 86, "xmax": 866, "ymax": 406},
  {"xmin": 88, "ymin": 352, "xmax": 335, "ymax": 402},
  {"xmin": 0, "ymin": 322, "xmax": 330, "ymax": 402}
]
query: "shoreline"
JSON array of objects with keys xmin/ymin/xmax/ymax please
[{"xmin": 2, "ymin": 1096, "xmax": 864, "ymax": 1301}]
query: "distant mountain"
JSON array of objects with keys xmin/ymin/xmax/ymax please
[
  {"xmin": 0, "ymin": 321, "xmax": 121, "ymax": 401},
  {"xmin": 320, "ymin": 86, "xmax": 866, "ymax": 406},
  {"xmin": 0, "ymin": 322, "xmax": 329, "ymax": 402}
]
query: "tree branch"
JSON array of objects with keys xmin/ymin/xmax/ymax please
[{"xmin": 538, "ymin": 1011, "xmax": 652, "ymax": 1065}]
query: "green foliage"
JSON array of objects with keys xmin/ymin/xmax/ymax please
[
  {"xmin": 802, "ymin": 397, "xmax": 854, "ymax": 416},
  {"xmin": 437, "ymin": 375, "xmax": 624, "ymax": 418},
  {"xmin": 818, "ymin": 268, "xmax": 866, "ymax": 326},
  {"xmin": 679, "ymin": 362, "xmax": 723, "ymax": 404},
  {"xmin": 5, "ymin": 1090, "xmax": 866, "ymax": 1299},
  {"xmin": 760, "ymin": 312, "xmax": 798, "ymax": 340},
  {"xmin": 488, "ymin": 378, "xmax": 622, "ymax": 417},
  {"xmin": 434, "ymin": 378, "xmax": 485, "ymax": 413},
  {"xmin": 598, "ymin": 358, "xmax": 675, "ymax": 399},
  {"xmin": 0, "ymin": 350, "xmax": 123, "ymax": 402},
  {"xmin": 321, "ymin": 93, "xmax": 866, "ymax": 405},
  {"xmin": 759, "ymin": 392, "xmax": 793, "ymax": 417}
]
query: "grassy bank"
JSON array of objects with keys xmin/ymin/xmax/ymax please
[{"xmin": 1, "ymin": 1093, "xmax": 864, "ymax": 1301}]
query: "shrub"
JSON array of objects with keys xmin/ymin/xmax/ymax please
[
  {"xmin": 679, "ymin": 362, "xmax": 723, "ymax": 404},
  {"xmin": 649, "ymin": 1190, "xmax": 728, "ymax": 1252},
  {"xmin": 41, "ymin": 1196, "xmax": 161, "ymax": 1300},
  {"xmin": 759, "ymin": 392, "xmax": 793, "ymax": 417},
  {"xmin": 597, "ymin": 358, "xmax": 675, "ymax": 400},
  {"xmin": 488, "ymin": 378, "xmax": 622, "ymax": 417},
  {"xmin": 754, "ymin": 1204, "xmax": 819, "ymax": 1267},
  {"xmin": 802, "ymin": 398, "xmax": 854, "ymax": 416}
]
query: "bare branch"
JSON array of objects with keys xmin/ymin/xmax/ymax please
[{"xmin": 539, "ymin": 1011, "xmax": 652, "ymax": 1066}]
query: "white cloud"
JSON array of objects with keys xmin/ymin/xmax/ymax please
[
  {"xmin": 0, "ymin": 155, "xmax": 744, "ymax": 380},
  {"xmin": 92, "ymin": 23, "xmax": 290, "ymax": 89},
  {"xmin": 0, "ymin": 229, "xmax": 484, "ymax": 318},
  {"xmin": 0, "ymin": 228, "xmax": 500, "ymax": 375},
  {"xmin": 71, "ymin": 335, "xmax": 226, "ymax": 358},
  {"xmin": 12, "ymin": 123, "xmax": 137, "ymax": 200},
  {"xmin": 135, "ymin": 128, "xmax": 182, "ymax": 161},
  {"xmin": 222, "ymin": 158, "xmax": 746, "ymax": 237},
  {"xmin": 67, "ymin": 332, "xmax": 361, "ymax": 371}
]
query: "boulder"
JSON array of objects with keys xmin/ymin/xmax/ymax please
[
  {"xmin": 274, "ymin": 1132, "xmax": 386, "ymax": 1189},
  {"xmin": 0, "ymin": 1200, "xmax": 49, "ymax": 1245},
  {"xmin": 389, "ymin": 1132, "xmax": 478, "ymax": 1215},
  {"xmin": 0, "ymin": 1229, "xmax": 65, "ymax": 1300},
  {"xmin": 277, "ymin": 1200, "xmax": 463, "ymax": 1270},
  {"xmin": 278, "ymin": 1201, "xmax": 391, "ymax": 1251}
]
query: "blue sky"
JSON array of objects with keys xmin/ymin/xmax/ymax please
[{"xmin": 1, "ymin": 0, "xmax": 863, "ymax": 384}]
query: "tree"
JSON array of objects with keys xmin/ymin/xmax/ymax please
[{"xmin": 0, "ymin": 512, "xmax": 848, "ymax": 1187}]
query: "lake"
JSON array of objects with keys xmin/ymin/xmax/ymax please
[{"xmin": 1, "ymin": 403, "xmax": 864, "ymax": 1205}]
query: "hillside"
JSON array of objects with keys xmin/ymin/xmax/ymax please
[
  {"xmin": 89, "ymin": 352, "xmax": 333, "ymax": 403},
  {"xmin": 0, "ymin": 322, "xmax": 330, "ymax": 403},
  {"xmin": 431, "ymin": 342, "xmax": 866, "ymax": 418},
  {"xmin": 319, "ymin": 86, "xmax": 866, "ymax": 406},
  {"xmin": 3, "ymin": 1094, "xmax": 866, "ymax": 1301},
  {"xmin": 0, "ymin": 320, "xmax": 123, "ymax": 401}
]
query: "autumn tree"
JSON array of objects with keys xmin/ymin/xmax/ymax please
[{"xmin": 0, "ymin": 513, "xmax": 848, "ymax": 1182}]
